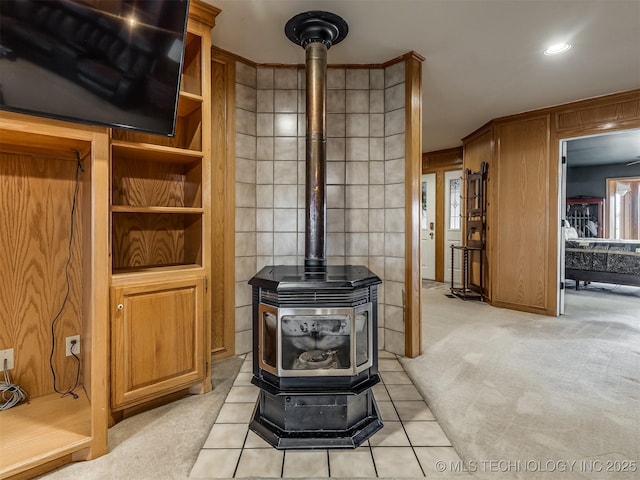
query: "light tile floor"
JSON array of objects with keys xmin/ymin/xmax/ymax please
[{"xmin": 190, "ymin": 351, "xmax": 467, "ymax": 479}]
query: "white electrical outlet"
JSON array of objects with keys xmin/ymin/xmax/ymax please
[
  {"xmin": 0, "ymin": 348, "xmax": 14, "ymax": 370},
  {"xmin": 66, "ymin": 335, "xmax": 80, "ymax": 357}
]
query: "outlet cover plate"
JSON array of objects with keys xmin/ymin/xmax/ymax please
[
  {"xmin": 66, "ymin": 335, "xmax": 80, "ymax": 357},
  {"xmin": 0, "ymin": 348, "xmax": 14, "ymax": 370}
]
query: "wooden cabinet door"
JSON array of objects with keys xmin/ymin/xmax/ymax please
[{"xmin": 111, "ymin": 277, "xmax": 205, "ymax": 410}]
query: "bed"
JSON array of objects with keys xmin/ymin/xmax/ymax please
[{"xmin": 565, "ymin": 238, "xmax": 640, "ymax": 288}]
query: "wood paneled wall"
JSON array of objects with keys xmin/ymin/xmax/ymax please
[
  {"xmin": 463, "ymin": 89, "xmax": 640, "ymax": 316},
  {"xmin": 0, "ymin": 153, "xmax": 84, "ymax": 397},
  {"xmin": 210, "ymin": 48, "xmax": 236, "ymax": 360},
  {"xmin": 493, "ymin": 115, "xmax": 550, "ymax": 312}
]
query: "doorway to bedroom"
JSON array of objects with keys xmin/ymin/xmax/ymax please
[{"xmin": 559, "ymin": 128, "xmax": 640, "ymax": 314}]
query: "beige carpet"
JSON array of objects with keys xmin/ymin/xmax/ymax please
[{"xmin": 402, "ymin": 282, "xmax": 640, "ymax": 479}]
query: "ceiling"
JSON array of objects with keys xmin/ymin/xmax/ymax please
[
  {"xmin": 206, "ymin": 0, "xmax": 640, "ymax": 153},
  {"xmin": 566, "ymin": 129, "xmax": 640, "ymax": 167}
]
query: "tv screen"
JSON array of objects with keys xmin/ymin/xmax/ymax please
[{"xmin": 0, "ymin": 0, "xmax": 190, "ymax": 136}]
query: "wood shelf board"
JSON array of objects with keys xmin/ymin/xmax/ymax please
[
  {"xmin": 111, "ymin": 206, "xmax": 204, "ymax": 214},
  {"xmin": 178, "ymin": 92, "xmax": 203, "ymax": 117},
  {"xmin": 0, "ymin": 130, "xmax": 90, "ymax": 161},
  {"xmin": 111, "ymin": 141, "xmax": 202, "ymax": 164},
  {"xmin": 0, "ymin": 391, "xmax": 92, "ymax": 477},
  {"xmin": 112, "ymin": 264, "xmax": 203, "ymax": 278}
]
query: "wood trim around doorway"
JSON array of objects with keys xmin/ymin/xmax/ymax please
[{"xmin": 422, "ymin": 147, "xmax": 463, "ymax": 282}]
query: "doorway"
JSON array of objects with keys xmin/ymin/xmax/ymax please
[
  {"xmin": 558, "ymin": 128, "xmax": 640, "ymax": 313},
  {"xmin": 421, "ymin": 173, "xmax": 436, "ymax": 280}
]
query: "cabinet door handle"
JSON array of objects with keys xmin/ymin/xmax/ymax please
[{"xmin": 117, "ymin": 303, "xmax": 124, "ymax": 310}]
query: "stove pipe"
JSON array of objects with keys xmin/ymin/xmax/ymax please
[{"xmin": 285, "ymin": 11, "xmax": 348, "ymax": 273}]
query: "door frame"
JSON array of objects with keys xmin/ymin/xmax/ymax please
[
  {"xmin": 422, "ymin": 166, "xmax": 462, "ymax": 282},
  {"xmin": 556, "ymin": 127, "xmax": 640, "ymax": 315},
  {"xmin": 558, "ymin": 140, "xmax": 567, "ymax": 315},
  {"xmin": 422, "ymin": 148, "xmax": 464, "ymax": 282}
]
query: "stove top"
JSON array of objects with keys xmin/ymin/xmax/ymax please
[{"xmin": 249, "ymin": 265, "xmax": 381, "ymax": 291}]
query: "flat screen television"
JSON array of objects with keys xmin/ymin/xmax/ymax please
[{"xmin": 0, "ymin": 0, "xmax": 190, "ymax": 136}]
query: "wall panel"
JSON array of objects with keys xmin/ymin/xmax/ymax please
[
  {"xmin": 493, "ymin": 116, "xmax": 550, "ymax": 311},
  {"xmin": 211, "ymin": 50, "xmax": 236, "ymax": 360},
  {"xmin": 0, "ymin": 152, "xmax": 83, "ymax": 397}
]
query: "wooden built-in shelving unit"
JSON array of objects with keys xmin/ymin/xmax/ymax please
[
  {"xmin": 108, "ymin": 2, "xmax": 217, "ymax": 413},
  {"xmin": 0, "ymin": 1, "xmax": 219, "ymax": 477},
  {"xmin": 0, "ymin": 112, "xmax": 109, "ymax": 480}
]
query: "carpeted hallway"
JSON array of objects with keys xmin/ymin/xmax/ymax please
[{"xmin": 401, "ymin": 282, "xmax": 640, "ymax": 479}]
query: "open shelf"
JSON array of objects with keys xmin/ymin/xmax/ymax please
[
  {"xmin": 0, "ymin": 391, "xmax": 92, "ymax": 478},
  {"xmin": 178, "ymin": 91, "xmax": 204, "ymax": 117},
  {"xmin": 181, "ymin": 31, "xmax": 202, "ymax": 96},
  {"xmin": 111, "ymin": 102, "xmax": 202, "ymax": 151},
  {"xmin": 111, "ymin": 212, "xmax": 203, "ymax": 272},
  {"xmin": 111, "ymin": 153, "xmax": 202, "ymax": 208}
]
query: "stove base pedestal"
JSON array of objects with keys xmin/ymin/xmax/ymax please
[{"xmin": 249, "ymin": 388, "xmax": 383, "ymax": 449}]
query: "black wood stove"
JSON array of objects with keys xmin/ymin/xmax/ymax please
[{"xmin": 248, "ymin": 11, "xmax": 383, "ymax": 449}]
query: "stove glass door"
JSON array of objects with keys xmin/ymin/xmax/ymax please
[
  {"xmin": 281, "ymin": 313, "xmax": 351, "ymax": 371},
  {"xmin": 259, "ymin": 304, "xmax": 278, "ymax": 372},
  {"xmin": 355, "ymin": 309, "xmax": 369, "ymax": 367}
]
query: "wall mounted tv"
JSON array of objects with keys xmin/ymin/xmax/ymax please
[{"xmin": 0, "ymin": 0, "xmax": 190, "ymax": 137}]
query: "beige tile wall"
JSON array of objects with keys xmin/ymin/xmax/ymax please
[
  {"xmin": 234, "ymin": 62, "xmax": 407, "ymax": 356},
  {"xmin": 384, "ymin": 62, "xmax": 406, "ymax": 356}
]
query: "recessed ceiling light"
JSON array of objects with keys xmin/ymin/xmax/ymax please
[{"xmin": 544, "ymin": 43, "xmax": 572, "ymax": 56}]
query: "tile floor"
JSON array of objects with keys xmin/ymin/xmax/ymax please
[{"xmin": 190, "ymin": 351, "xmax": 467, "ymax": 478}]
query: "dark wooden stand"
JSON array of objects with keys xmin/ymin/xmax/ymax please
[
  {"xmin": 451, "ymin": 163, "xmax": 487, "ymax": 301},
  {"xmin": 451, "ymin": 245, "xmax": 484, "ymax": 300}
]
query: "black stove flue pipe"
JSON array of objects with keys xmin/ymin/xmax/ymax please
[{"xmin": 285, "ymin": 11, "xmax": 348, "ymax": 273}]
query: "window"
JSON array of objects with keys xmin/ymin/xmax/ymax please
[
  {"xmin": 449, "ymin": 178, "xmax": 461, "ymax": 230},
  {"xmin": 607, "ymin": 177, "xmax": 640, "ymax": 240}
]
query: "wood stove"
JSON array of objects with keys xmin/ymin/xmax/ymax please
[
  {"xmin": 249, "ymin": 265, "xmax": 382, "ymax": 448},
  {"xmin": 248, "ymin": 11, "xmax": 383, "ymax": 449}
]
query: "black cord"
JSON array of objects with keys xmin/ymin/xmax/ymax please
[
  {"xmin": 49, "ymin": 153, "xmax": 82, "ymax": 398},
  {"xmin": 66, "ymin": 345, "xmax": 81, "ymax": 400}
]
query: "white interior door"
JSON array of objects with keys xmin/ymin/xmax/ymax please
[
  {"xmin": 421, "ymin": 173, "xmax": 436, "ymax": 280},
  {"xmin": 444, "ymin": 170, "xmax": 463, "ymax": 285}
]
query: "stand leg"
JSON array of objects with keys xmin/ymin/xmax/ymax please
[{"xmin": 450, "ymin": 246, "xmax": 454, "ymax": 293}]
